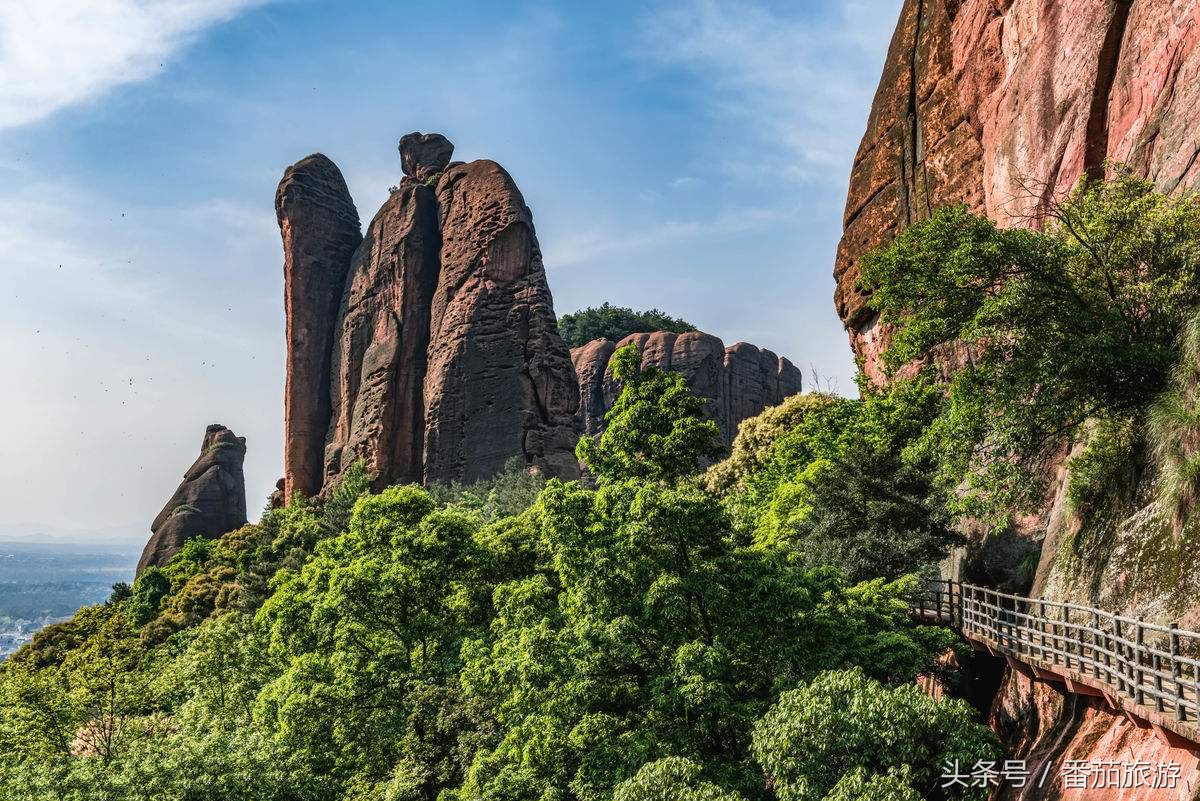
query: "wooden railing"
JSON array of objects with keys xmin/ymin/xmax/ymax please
[{"xmin": 915, "ymin": 580, "xmax": 1200, "ymax": 727}]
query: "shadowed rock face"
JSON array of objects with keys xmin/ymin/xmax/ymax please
[
  {"xmin": 570, "ymin": 330, "xmax": 802, "ymax": 446},
  {"xmin": 280, "ymin": 133, "xmax": 581, "ymax": 496},
  {"xmin": 837, "ymin": 0, "xmax": 1200, "ymax": 380},
  {"xmin": 137, "ymin": 425, "xmax": 247, "ymax": 574},
  {"xmin": 323, "ymin": 179, "xmax": 441, "ymax": 489},
  {"xmin": 277, "ymin": 154, "xmax": 362, "ymax": 499}
]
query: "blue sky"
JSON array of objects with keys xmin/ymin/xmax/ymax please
[{"xmin": 0, "ymin": 0, "xmax": 900, "ymax": 539}]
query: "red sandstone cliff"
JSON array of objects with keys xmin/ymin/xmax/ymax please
[
  {"xmin": 841, "ymin": 0, "xmax": 1200, "ymax": 789},
  {"xmin": 837, "ymin": 0, "xmax": 1200, "ymax": 380}
]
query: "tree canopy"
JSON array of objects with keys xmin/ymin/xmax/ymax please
[{"xmin": 558, "ymin": 302, "xmax": 696, "ymax": 349}]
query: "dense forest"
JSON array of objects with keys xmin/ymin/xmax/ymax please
[{"xmin": 3, "ymin": 174, "xmax": 1199, "ymax": 801}]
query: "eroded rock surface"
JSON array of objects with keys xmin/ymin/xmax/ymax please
[
  {"xmin": 277, "ymin": 154, "xmax": 362, "ymax": 499},
  {"xmin": 137, "ymin": 425, "xmax": 247, "ymax": 574},
  {"xmin": 837, "ymin": 0, "xmax": 1200, "ymax": 379},
  {"xmin": 843, "ymin": 0, "xmax": 1200, "ymax": 780},
  {"xmin": 570, "ymin": 330, "xmax": 802, "ymax": 446},
  {"xmin": 279, "ymin": 133, "xmax": 581, "ymax": 495},
  {"xmin": 399, "ymin": 132, "xmax": 455, "ymax": 182}
]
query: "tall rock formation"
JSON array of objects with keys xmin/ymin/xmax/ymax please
[
  {"xmin": 570, "ymin": 330, "xmax": 802, "ymax": 446},
  {"xmin": 277, "ymin": 154, "xmax": 362, "ymax": 500},
  {"xmin": 423, "ymin": 159, "xmax": 582, "ymax": 482},
  {"xmin": 137, "ymin": 424, "xmax": 247, "ymax": 574},
  {"xmin": 278, "ymin": 133, "xmax": 581, "ymax": 498},
  {"xmin": 837, "ymin": 0, "xmax": 1200, "ymax": 379}
]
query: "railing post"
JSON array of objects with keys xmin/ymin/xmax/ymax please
[
  {"xmin": 1114, "ymin": 618, "xmax": 1124, "ymax": 695},
  {"xmin": 1171, "ymin": 623, "xmax": 1184, "ymax": 721},
  {"xmin": 1039, "ymin": 599, "xmax": 1047, "ymax": 661},
  {"xmin": 1092, "ymin": 611, "xmax": 1101, "ymax": 680},
  {"xmin": 1062, "ymin": 604, "xmax": 1071, "ymax": 670},
  {"xmin": 959, "ymin": 581, "xmax": 966, "ymax": 631},
  {"xmin": 1135, "ymin": 617, "xmax": 1146, "ymax": 707},
  {"xmin": 1154, "ymin": 640, "xmax": 1165, "ymax": 714}
]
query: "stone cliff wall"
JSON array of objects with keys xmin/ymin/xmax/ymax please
[
  {"xmin": 837, "ymin": 0, "xmax": 1200, "ymax": 380},
  {"xmin": 278, "ymin": 133, "xmax": 581, "ymax": 498},
  {"xmin": 570, "ymin": 330, "xmax": 803, "ymax": 447},
  {"xmin": 843, "ymin": 0, "xmax": 1200, "ymax": 787}
]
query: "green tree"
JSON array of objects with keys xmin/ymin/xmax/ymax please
[
  {"xmin": 129, "ymin": 567, "xmax": 171, "ymax": 626},
  {"xmin": 559, "ymin": 302, "xmax": 695, "ymax": 348},
  {"xmin": 614, "ymin": 757, "xmax": 745, "ymax": 801},
  {"xmin": 859, "ymin": 172, "xmax": 1200, "ymax": 525},
  {"xmin": 578, "ymin": 343, "xmax": 723, "ymax": 484},
  {"xmin": 751, "ymin": 668, "xmax": 998, "ymax": 801},
  {"xmin": 458, "ymin": 478, "xmax": 955, "ymax": 801},
  {"xmin": 255, "ymin": 485, "xmax": 494, "ymax": 795},
  {"xmin": 788, "ymin": 444, "xmax": 962, "ymax": 583}
]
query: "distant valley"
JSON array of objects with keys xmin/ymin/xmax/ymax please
[{"xmin": 0, "ymin": 540, "xmax": 137, "ymax": 658}]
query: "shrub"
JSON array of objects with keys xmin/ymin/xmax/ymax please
[
  {"xmin": 1065, "ymin": 416, "xmax": 1138, "ymax": 520},
  {"xmin": 429, "ymin": 456, "xmax": 546, "ymax": 522}
]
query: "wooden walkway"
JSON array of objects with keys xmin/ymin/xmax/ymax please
[{"xmin": 915, "ymin": 580, "xmax": 1200, "ymax": 751}]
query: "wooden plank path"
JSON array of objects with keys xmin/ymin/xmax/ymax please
[{"xmin": 914, "ymin": 580, "xmax": 1200, "ymax": 751}]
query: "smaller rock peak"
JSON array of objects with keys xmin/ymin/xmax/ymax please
[
  {"xmin": 202, "ymin": 423, "xmax": 245, "ymax": 450},
  {"xmin": 399, "ymin": 132, "xmax": 454, "ymax": 181}
]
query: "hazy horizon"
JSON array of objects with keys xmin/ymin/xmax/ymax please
[{"xmin": 0, "ymin": 0, "xmax": 900, "ymax": 538}]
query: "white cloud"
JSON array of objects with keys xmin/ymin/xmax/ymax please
[
  {"xmin": 637, "ymin": 0, "xmax": 901, "ymax": 182},
  {"xmin": 0, "ymin": 0, "xmax": 269, "ymax": 128}
]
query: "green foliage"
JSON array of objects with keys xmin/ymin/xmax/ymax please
[
  {"xmin": 0, "ymin": 349, "xmax": 985, "ymax": 801},
  {"xmin": 429, "ymin": 455, "xmax": 547, "ymax": 522},
  {"xmin": 458, "ymin": 478, "xmax": 954, "ymax": 801},
  {"xmin": 129, "ymin": 568, "xmax": 171, "ymax": 626},
  {"xmin": 614, "ymin": 758, "xmax": 745, "ymax": 801},
  {"xmin": 578, "ymin": 343, "xmax": 723, "ymax": 484},
  {"xmin": 789, "ymin": 445, "xmax": 962, "ymax": 584},
  {"xmin": 1065, "ymin": 416, "xmax": 1138, "ymax": 519},
  {"xmin": 859, "ymin": 173, "xmax": 1200, "ymax": 526},
  {"xmin": 751, "ymin": 668, "xmax": 999, "ymax": 801},
  {"xmin": 704, "ymin": 375, "xmax": 954, "ymax": 582},
  {"xmin": 558, "ymin": 302, "xmax": 695, "ymax": 349},
  {"xmin": 319, "ymin": 458, "xmax": 372, "ymax": 537},
  {"xmin": 821, "ymin": 768, "xmax": 921, "ymax": 801},
  {"xmin": 1150, "ymin": 308, "xmax": 1200, "ymax": 531}
]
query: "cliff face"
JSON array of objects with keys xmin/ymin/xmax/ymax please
[
  {"xmin": 570, "ymin": 330, "xmax": 802, "ymax": 447},
  {"xmin": 843, "ymin": 0, "xmax": 1200, "ymax": 786},
  {"xmin": 137, "ymin": 424, "xmax": 247, "ymax": 574},
  {"xmin": 837, "ymin": 0, "xmax": 1200, "ymax": 379},
  {"xmin": 278, "ymin": 133, "xmax": 580, "ymax": 498}
]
